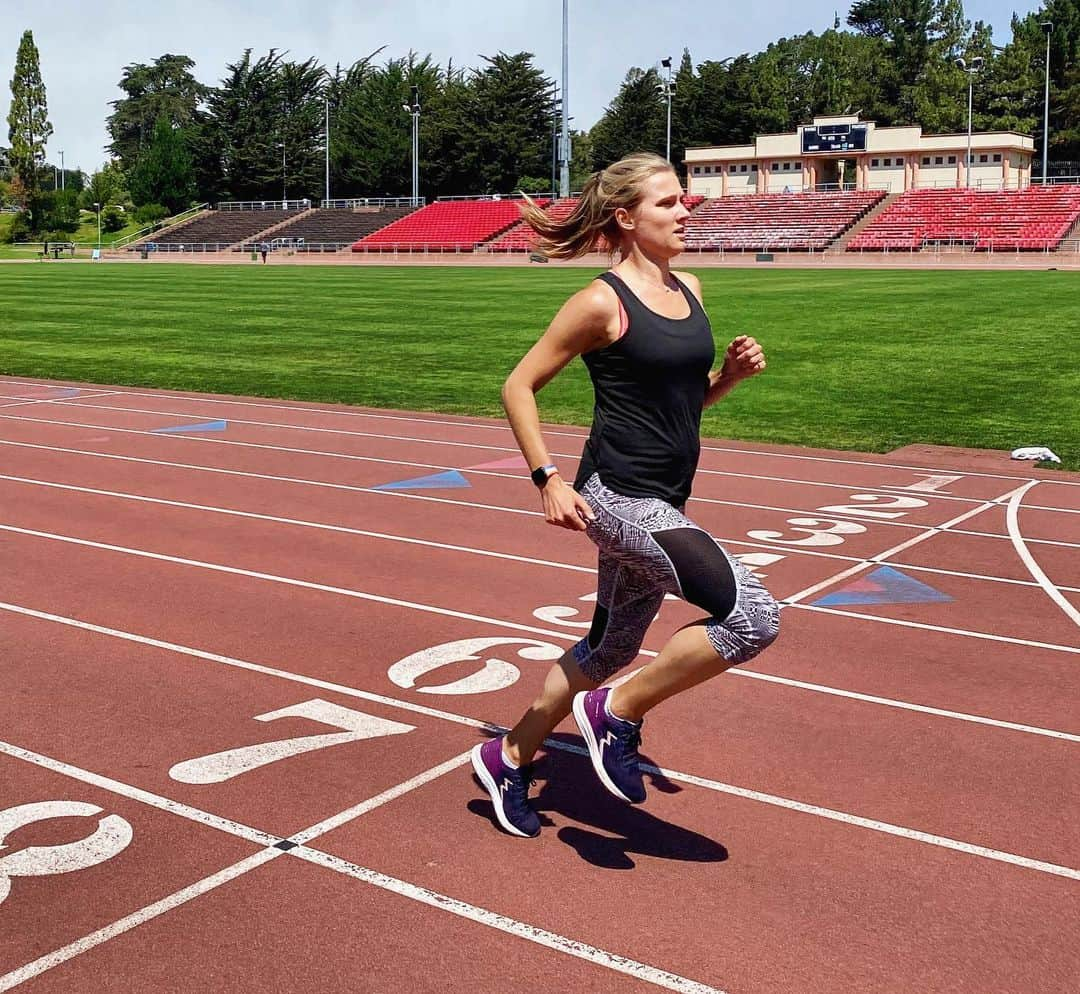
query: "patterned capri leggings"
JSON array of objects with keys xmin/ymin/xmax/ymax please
[{"xmin": 571, "ymin": 473, "xmax": 781, "ymax": 684}]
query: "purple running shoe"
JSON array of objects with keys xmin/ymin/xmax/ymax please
[
  {"xmin": 572, "ymin": 687, "xmax": 646, "ymax": 804},
  {"xmin": 471, "ymin": 736, "xmax": 541, "ymax": 838}
]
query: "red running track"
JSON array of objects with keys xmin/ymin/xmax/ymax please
[{"xmin": 0, "ymin": 375, "xmax": 1078, "ymax": 994}]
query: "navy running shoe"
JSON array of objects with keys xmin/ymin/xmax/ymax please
[
  {"xmin": 572, "ymin": 687, "xmax": 646, "ymax": 804},
  {"xmin": 471, "ymin": 736, "xmax": 541, "ymax": 838}
]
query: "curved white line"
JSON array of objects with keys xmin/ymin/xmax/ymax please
[{"xmin": 1006, "ymin": 481, "xmax": 1080, "ymax": 630}]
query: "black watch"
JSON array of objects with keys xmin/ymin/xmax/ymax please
[{"xmin": 530, "ymin": 463, "xmax": 559, "ymax": 487}]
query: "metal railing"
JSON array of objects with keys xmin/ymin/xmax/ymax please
[
  {"xmin": 320, "ymin": 197, "xmax": 422, "ymax": 209},
  {"xmin": 1030, "ymin": 175, "xmax": 1080, "ymax": 186},
  {"xmin": 217, "ymin": 200, "xmax": 311, "ymax": 211},
  {"xmin": 112, "ymin": 203, "xmax": 209, "ymax": 249}
]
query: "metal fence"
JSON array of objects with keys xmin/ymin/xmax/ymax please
[
  {"xmin": 320, "ymin": 197, "xmax": 422, "ymax": 209},
  {"xmin": 216, "ymin": 200, "xmax": 311, "ymax": 212}
]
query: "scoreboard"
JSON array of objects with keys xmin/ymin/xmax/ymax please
[{"xmin": 801, "ymin": 123, "xmax": 868, "ymax": 154}]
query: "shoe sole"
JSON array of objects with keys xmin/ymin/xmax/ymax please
[
  {"xmin": 571, "ymin": 692, "xmax": 641, "ymax": 804},
  {"xmin": 470, "ymin": 743, "xmax": 538, "ymax": 838}
]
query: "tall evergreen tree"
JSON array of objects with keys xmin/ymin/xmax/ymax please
[
  {"xmin": 128, "ymin": 114, "xmax": 196, "ymax": 211},
  {"xmin": 106, "ymin": 55, "xmax": 208, "ymax": 171},
  {"xmin": 6, "ymin": 29, "xmax": 52, "ymax": 196},
  {"xmin": 462, "ymin": 52, "xmax": 556, "ymax": 192},
  {"xmin": 589, "ymin": 68, "xmax": 666, "ymax": 167}
]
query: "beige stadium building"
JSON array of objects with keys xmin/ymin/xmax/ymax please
[{"xmin": 685, "ymin": 115, "xmax": 1035, "ymax": 197}]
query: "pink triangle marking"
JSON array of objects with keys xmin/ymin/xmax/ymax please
[
  {"xmin": 468, "ymin": 455, "xmax": 529, "ymax": 471},
  {"xmin": 844, "ymin": 577, "xmax": 886, "ymax": 593}
]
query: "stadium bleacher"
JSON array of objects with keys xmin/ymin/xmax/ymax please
[
  {"xmin": 847, "ymin": 186, "xmax": 1080, "ymax": 251},
  {"xmin": 143, "ymin": 208, "xmax": 306, "ymax": 252},
  {"xmin": 683, "ymin": 190, "xmax": 885, "ymax": 251},
  {"xmin": 352, "ymin": 199, "xmax": 525, "ymax": 252},
  {"xmin": 241, "ymin": 206, "xmax": 418, "ymax": 252}
]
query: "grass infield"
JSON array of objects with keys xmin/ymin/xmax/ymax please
[{"xmin": 1, "ymin": 262, "xmax": 1076, "ymax": 469}]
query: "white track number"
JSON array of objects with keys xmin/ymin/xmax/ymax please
[
  {"xmin": 816, "ymin": 494, "xmax": 929, "ymax": 520},
  {"xmin": 0, "ymin": 801, "xmax": 133, "ymax": 905},
  {"xmin": 747, "ymin": 517, "xmax": 867, "ymax": 547},
  {"xmin": 169, "ymin": 699, "xmax": 415, "ymax": 785}
]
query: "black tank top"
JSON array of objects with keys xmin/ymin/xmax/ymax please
[{"xmin": 573, "ymin": 271, "xmax": 715, "ymax": 507}]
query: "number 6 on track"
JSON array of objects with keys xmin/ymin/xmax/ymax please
[{"xmin": 169, "ymin": 699, "xmax": 415, "ymax": 785}]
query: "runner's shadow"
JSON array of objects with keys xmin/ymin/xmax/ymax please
[{"xmin": 468, "ymin": 733, "xmax": 727, "ymax": 870}]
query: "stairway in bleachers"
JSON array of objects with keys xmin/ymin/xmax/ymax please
[
  {"xmin": 243, "ymin": 207, "xmax": 418, "ymax": 252},
  {"xmin": 684, "ymin": 191, "xmax": 886, "ymax": 251},
  {"xmin": 144, "ymin": 209, "xmax": 307, "ymax": 252},
  {"xmin": 847, "ymin": 186, "xmax": 1080, "ymax": 251}
]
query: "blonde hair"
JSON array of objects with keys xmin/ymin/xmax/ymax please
[{"xmin": 518, "ymin": 152, "xmax": 676, "ymax": 259}]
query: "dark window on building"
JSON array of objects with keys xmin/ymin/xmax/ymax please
[
  {"xmin": 979, "ymin": 154, "xmax": 988, "ymax": 163},
  {"xmin": 704, "ymin": 166, "xmax": 712, "ymax": 174},
  {"xmin": 740, "ymin": 164, "xmax": 748, "ymax": 173},
  {"xmin": 948, "ymin": 155, "xmax": 957, "ymax": 165},
  {"xmin": 922, "ymin": 156, "xmax": 931, "ymax": 165},
  {"xmin": 993, "ymin": 154, "xmax": 1002, "ymax": 163},
  {"xmin": 896, "ymin": 157, "xmax": 904, "ymax": 166},
  {"xmin": 693, "ymin": 166, "xmax": 701, "ymax": 175},
  {"xmin": 729, "ymin": 164, "xmax": 736, "ymax": 174},
  {"xmin": 771, "ymin": 163, "xmax": 779, "ymax": 172},
  {"xmin": 935, "ymin": 156, "xmax": 944, "ymax": 165},
  {"xmin": 871, "ymin": 158, "xmax": 880, "ymax": 167}
]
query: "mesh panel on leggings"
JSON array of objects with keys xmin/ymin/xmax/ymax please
[{"xmin": 652, "ymin": 527, "xmax": 738, "ymax": 621}]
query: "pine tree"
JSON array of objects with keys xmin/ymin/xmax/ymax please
[{"xmin": 6, "ymin": 29, "xmax": 53, "ymax": 195}]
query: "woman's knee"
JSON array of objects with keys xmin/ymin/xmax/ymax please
[{"xmin": 706, "ymin": 588, "xmax": 780, "ymax": 664}]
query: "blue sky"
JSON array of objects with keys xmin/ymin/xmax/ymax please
[{"xmin": 3, "ymin": 0, "xmax": 1042, "ymax": 175}]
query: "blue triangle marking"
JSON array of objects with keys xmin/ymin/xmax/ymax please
[
  {"xmin": 152, "ymin": 419, "xmax": 228, "ymax": 434},
  {"xmin": 814, "ymin": 565, "xmax": 953, "ymax": 607},
  {"xmin": 374, "ymin": 470, "xmax": 471, "ymax": 491}
]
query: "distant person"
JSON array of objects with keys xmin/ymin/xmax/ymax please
[
  {"xmin": 260, "ymin": 242, "xmax": 269, "ymax": 264},
  {"xmin": 471, "ymin": 152, "xmax": 779, "ymax": 838}
]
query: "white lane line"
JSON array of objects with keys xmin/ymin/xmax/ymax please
[
  {"xmin": 19, "ymin": 380, "xmax": 1075, "ymax": 487},
  {"xmin": 0, "ymin": 739, "xmax": 724, "ymax": 994},
  {"xmin": 0, "ymin": 850, "xmax": 282, "ymax": 993},
  {"xmin": 0, "ymin": 600, "xmax": 496, "ymax": 731},
  {"xmin": 1006, "ymin": 481, "xmax": 1080, "ymax": 629},
  {"xmin": 0, "ymin": 522, "xmax": 580, "ymax": 642},
  {"xmin": 4, "ymin": 409, "xmax": 1075, "ymax": 532},
  {"xmin": 3, "ymin": 436, "xmax": 1078, "ymax": 550},
  {"xmin": 782, "ymin": 483, "xmax": 1031, "ymax": 607},
  {"xmin": 5, "ymin": 520, "xmax": 1080, "ymax": 659},
  {"xmin": 0, "ymin": 474, "xmax": 594, "ymax": 576},
  {"xmin": 647, "ymin": 764, "xmax": 1080, "ymax": 881},
  {"xmin": 6, "ymin": 471, "xmax": 1075, "ymax": 595},
  {"xmin": 53, "ymin": 398, "xmax": 1080, "ymax": 512},
  {"xmin": 0, "ymin": 739, "xmax": 277, "ymax": 847},
  {"xmin": 0, "ymin": 436, "xmax": 539, "ymax": 519},
  {"xmin": 2, "ymin": 595, "xmax": 1078, "ymax": 751},
  {"xmin": 791, "ymin": 603, "xmax": 1080, "ymax": 654},
  {"xmin": 290, "ymin": 846, "xmax": 727, "ymax": 994},
  {"xmin": 288, "ymin": 751, "xmax": 474, "ymax": 844}
]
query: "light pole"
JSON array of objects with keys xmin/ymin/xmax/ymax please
[
  {"xmin": 325, "ymin": 97, "xmax": 331, "ymax": 204},
  {"xmin": 401, "ymin": 85, "xmax": 421, "ymax": 207},
  {"xmin": 660, "ymin": 56, "xmax": 675, "ymax": 163},
  {"xmin": 93, "ymin": 202, "xmax": 101, "ymax": 249},
  {"xmin": 954, "ymin": 56, "xmax": 984, "ymax": 188},
  {"xmin": 560, "ymin": 0, "xmax": 570, "ymax": 197},
  {"xmin": 1041, "ymin": 21, "xmax": 1053, "ymax": 185},
  {"xmin": 59, "ymin": 150, "xmax": 64, "ymax": 191}
]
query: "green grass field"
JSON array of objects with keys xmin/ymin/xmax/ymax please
[{"xmin": 1, "ymin": 262, "xmax": 1077, "ymax": 468}]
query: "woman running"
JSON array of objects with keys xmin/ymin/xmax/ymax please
[{"xmin": 471, "ymin": 152, "xmax": 780, "ymax": 837}]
